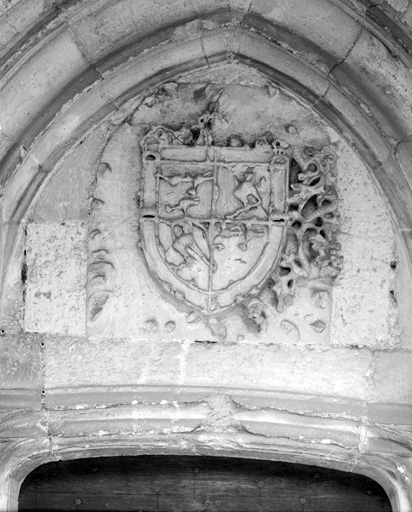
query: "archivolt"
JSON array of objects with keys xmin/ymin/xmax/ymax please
[{"xmin": 1, "ymin": 11, "xmax": 412, "ymax": 284}]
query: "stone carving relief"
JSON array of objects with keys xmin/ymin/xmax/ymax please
[
  {"xmin": 87, "ymin": 162, "xmax": 116, "ymax": 323},
  {"xmin": 84, "ymin": 82, "xmax": 343, "ymax": 343},
  {"xmin": 136, "ymin": 108, "xmax": 342, "ymax": 340}
]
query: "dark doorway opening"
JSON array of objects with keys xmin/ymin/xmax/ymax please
[{"xmin": 19, "ymin": 455, "xmax": 392, "ymax": 511}]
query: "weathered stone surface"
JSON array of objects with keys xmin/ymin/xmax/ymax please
[
  {"xmin": 32, "ymin": 127, "xmax": 108, "ymax": 224},
  {"xmin": 47, "ymin": 403, "xmax": 207, "ymax": 436},
  {"xmin": 1, "ymin": 224, "xmax": 25, "ymax": 333},
  {"xmin": 0, "ymin": 334, "xmax": 42, "ymax": 410},
  {"xmin": 330, "ymin": 137, "xmax": 398, "ymax": 349},
  {"xmin": 184, "ymin": 344, "xmax": 373, "ymax": 400},
  {"xmin": 0, "ymin": 334, "xmax": 41, "ymax": 390},
  {"xmin": 244, "ymin": 0, "xmax": 362, "ymax": 73},
  {"xmin": 44, "ymin": 337, "xmax": 158, "ymax": 389},
  {"xmin": 384, "ymin": 0, "xmax": 409, "ymax": 13},
  {"xmin": 68, "ymin": 0, "xmax": 211, "ymax": 68},
  {"xmin": 369, "ymin": 352, "xmax": 412, "ymax": 405},
  {"xmin": 403, "ymin": 3, "xmax": 412, "ymax": 26},
  {"xmin": 0, "ymin": 410, "xmax": 46, "ymax": 439},
  {"xmin": 331, "ymin": 233, "xmax": 398, "ymax": 349},
  {"xmin": 235, "ymin": 409, "xmax": 359, "ymax": 448},
  {"xmin": 396, "ymin": 139, "xmax": 412, "ymax": 192},
  {"xmin": 236, "ymin": 29, "xmax": 330, "ymax": 102},
  {"xmin": 86, "ymin": 81, "xmax": 343, "ymax": 346},
  {"xmin": 366, "ymin": 403, "xmax": 412, "ymax": 425},
  {"xmin": 0, "ymin": 0, "xmax": 43, "ymax": 57},
  {"xmin": 332, "ymin": 29, "xmax": 412, "ymax": 141},
  {"xmin": 0, "ymin": 30, "xmax": 90, "ymax": 140},
  {"xmin": 24, "ymin": 222, "xmax": 88, "ymax": 336},
  {"xmin": 0, "ymin": 133, "xmax": 12, "ymax": 165},
  {"xmin": 0, "ymin": 4, "xmax": 412, "ymax": 509}
]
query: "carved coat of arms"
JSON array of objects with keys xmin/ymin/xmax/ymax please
[{"xmin": 139, "ymin": 115, "xmax": 291, "ymax": 321}]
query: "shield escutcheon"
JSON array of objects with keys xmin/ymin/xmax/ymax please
[{"xmin": 140, "ymin": 127, "xmax": 289, "ymax": 316}]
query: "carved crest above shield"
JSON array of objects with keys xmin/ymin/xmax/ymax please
[
  {"xmin": 86, "ymin": 81, "xmax": 344, "ymax": 342},
  {"xmin": 140, "ymin": 120, "xmax": 290, "ymax": 317},
  {"xmin": 137, "ymin": 109, "xmax": 342, "ymax": 336}
]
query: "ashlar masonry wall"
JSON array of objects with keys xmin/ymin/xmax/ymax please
[{"xmin": 0, "ymin": 48, "xmax": 411, "ymax": 512}]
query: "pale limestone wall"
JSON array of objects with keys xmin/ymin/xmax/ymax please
[
  {"xmin": 0, "ymin": 1, "xmax": 412, "ymax": 509},
  {"xmin": 0, "ymin": 68, "xmax": 405, "ymax": 408},
  {"xmin": 331, "ymin": 137, "xmax": 398, "ymax": 349}
]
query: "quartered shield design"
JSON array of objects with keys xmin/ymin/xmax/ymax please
[{"xmin": 140, "ymin": 128, "xmax": 289, "ymax": 315}]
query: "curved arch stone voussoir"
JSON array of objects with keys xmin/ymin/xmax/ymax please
[{"xmin": 3, "ymin": 27, "xmax": 412, "ymax": 274}]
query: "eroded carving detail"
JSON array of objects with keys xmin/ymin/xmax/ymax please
[
  {"xmin": 138, "ymin": 109, "xmax": 341, "ymax": 338},
  {"xmin": 271, "ymin": 146, "xmax": 342, "ymax": 314},
  {"xmin": 87, "ymin": 162, "xmax": 116, "ymax": 322}
]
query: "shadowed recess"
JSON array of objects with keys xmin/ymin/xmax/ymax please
[{"xmin": 18, "ymin": 455, "xmax": 392, "ymax": 512}]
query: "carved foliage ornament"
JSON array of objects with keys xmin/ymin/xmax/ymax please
[{"xmin": 139, "ymin": 111, "xmax": 342, "ymax": 337}]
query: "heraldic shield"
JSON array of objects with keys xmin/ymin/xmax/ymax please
[{"xmin": 139, "ymin": 122, "xmax": 289, "ymax": 316}]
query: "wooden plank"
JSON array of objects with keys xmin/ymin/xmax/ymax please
[{"xmin": 19, "ymin": 455, "xmax": 392, "ymax": 512}]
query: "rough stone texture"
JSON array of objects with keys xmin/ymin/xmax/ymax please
[
  {"xmin": 330, "ymin": 136, "xmax": 398, "ymax": 349},
  {"xmin": 385, "ymin": 0, "xmax": 409, "ymax": 13},
  {"xmin": 45, "ymin": 337, "xmax": 154, "ymax": 389},
  {"xmin": 244, "ymin": 0, "xmax": 362, "ymax": 73},
  {"xmin": 0, "ymin": 0, "xmax": 43, "ymax": 57},
  {"xmin": 404, "ymin": 3, "xmax": 412, "ymax": 26},
  {"xmin": 369, "ymin": 352, "xmax": 412, "ymax": 405},
  {"xmin": 0, "ymin": 333, "xmax": 42, "ymax": 410},
  {"xmin": 24, "ymin": 222, "xmax": 88, "ymax": 336},
  {"xmin": 32, "ymin": 127, "xmax": 107, "ymax": 224},
  {"xmin": 184, "ymin": 343, "xmax": 374, "ymax": 400},
  {"xmin": 43, "ymin": 337, "xmax": 374, "ymax": 401},
  {"xmin": 67, "ymin": 0, "xmax": 214, "ymax": 67},
  {"xmin": 0, "ymin": 334, "xmax": 41, "ymax": 391},
  {"xmin": 0, "ymin": 2, "xmax": 412, "ymax": 510},
  {"xmin": 0, "ymin": 29, "xmax": 90, "ymax": 141},
  {"xmin": 332, "ymin": 29, "xmax": 412, "ymax": 141},
  {"xmin": 0, "ymin": 226, "xmax": 25, "ymax": 333},
  {"xmin": 87, "ymin": 81, "xmax": 337, "ymax": 345},
  {"xmin": 1, "ymin": 62, "xmax": 406, "ymax": 400}
]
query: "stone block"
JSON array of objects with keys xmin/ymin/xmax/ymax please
[
  {"xmin": 24, "ymin": 222, "xmax": 88, "ymax": 336},
  {"xmin": 332, "ymin": 29, "xmax": 412, "ymax": 141},
  {"xmin": 47, "ymin": 403, "xmax": 207, "ymax": 436},
  {"xmin": 403, "ymin": 3, "xmax": 412, "ymax": 27},
  {"xmin": 183, "ymin": 344, "xmax": 373, "ymax": 400},
  {"xmin": 0, "ymin": 29, "xmax": 90, "ymax": 140},
  {"xmin": 99, "ymin": 36, "xmax": 207, "ymax": 106},
  {"xmin": 331, "ymin": 233, "xmax": 397, "ymax": 349},
  {"xmin": 1, "ymin": 225, "xmax": 25, "ymax": 333},
  {"xmin": 337, "ymin": 140, "xmax": 394, "ymax": 241},
  {"xmin": 230, "ymin": 391, "xmax": 365, "ymax": 419},
  {"xmin": 43, "ymin": 336, "xmax": 149, "ymax": 404},
  {"xmin": 368, "ymin": 351, "xmax": 412, "ymax": 405},
  {"xmin": 0, "ymin": 0, "xmax": 43, "ymax": 57},
  {"xmin": 384, "ymin": 0, "xmax": 409, "ymax": 12},
  {"xmin": 316, "ymin": 86, "xmax": 394, "ymax": 170},
  {"xmin": 235, "ymin": 410, "xmax": 359, "ymax": 448},
  {"xmin": 0, "ymin": 410, "xmax": 46, "ymax": 439},
  {"xmin": 0, "ymin": 334, "xmax": 42, "ymax": 410},
  {"xmin": 366, "ymin": 403, "xmax": 412, "ymax": 425},
  {"xmin": 44, "ymin": 337, "xmax": 182, "ymax": 391},
  {"xmin": 0, "ymin": 0, "xmax": 21, "ymax": 15},
  {"xmin": 237, "ymin": 30, "xmax": 329, "ymax": 102},
  {"xmin": 243, "ymin": 0, "xmax": 361, "ymax": 72},
  {"xmin": 0, "ymin": 334, "xmax": 42, "ymax": 389},
  {"xmin": 68, "ymin": 0, "xmax": 203, "ymax": 67},
  {"xmin": 0, "ymin": 133, "xmax": 12, "ymax": 166},
  {"xmin": 396, "ymin": 139, "xmax": 412, "ymax": 192},
  {"xmin": 32, "ymin": 127, "xmax": 107, "ymax": 223}
]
